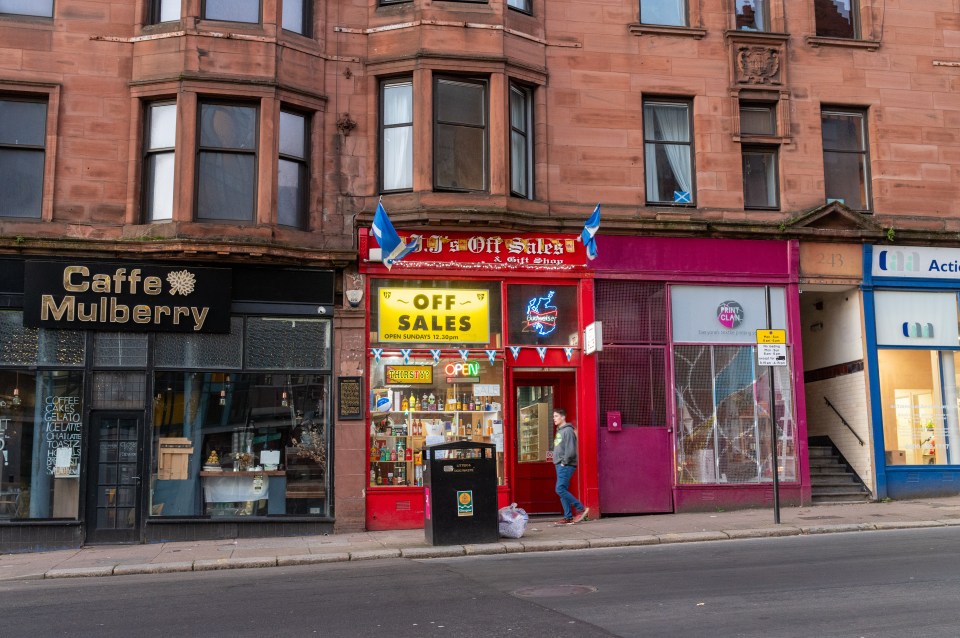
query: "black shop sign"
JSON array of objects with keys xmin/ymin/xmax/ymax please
[{"xmin": 23, "ymin": 261, "xmax": 232, "ymax": 333}]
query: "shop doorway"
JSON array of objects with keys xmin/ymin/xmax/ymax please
[
  {"xmin": 511, "ymin": 371, "xmax": 578, "ymax": 514},
  {"xmin": 85, "ymin": 412, "xmax": 144, "ymax": 544}
]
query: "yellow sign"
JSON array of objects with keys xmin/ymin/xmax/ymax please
[
  {"xmin": 385, "ymin": 366, "xmax": 434, "ymax": 385},
  {"xmin": 378, "ymin": 288, "xmax": 490, "ymax": 343},
  {"xmin": 756, "ymin": 329, "xmax": 787, "ymax": 344}
]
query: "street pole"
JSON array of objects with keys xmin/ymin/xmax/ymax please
[{"xmin": 765, "ymin": 286, "xmax": 781, "ymax": 524}]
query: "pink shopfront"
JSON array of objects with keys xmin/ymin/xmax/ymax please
[{"xmin": 590, "ymin": 237, "xmax": 811, "ymax": 514}]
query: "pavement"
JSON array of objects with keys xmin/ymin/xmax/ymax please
[{"xmin": 4, "ymin": 495, "xmax": 960, "ymax": 582}]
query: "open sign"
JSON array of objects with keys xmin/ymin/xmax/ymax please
[{"xmin": 444, "ymin": 361, "xmax": 480, "ymax": 377}]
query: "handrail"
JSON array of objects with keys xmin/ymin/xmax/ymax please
[{"xmin": 824, "ymin": 397, "xmax": 864, "ymax": 446}]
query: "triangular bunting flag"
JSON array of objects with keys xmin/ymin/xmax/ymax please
[
  {"xmin": 536, "ymin": 346, "xmax": 547, "ymax": 362},
  {"xmin": 459, "ymin": 349, "xmax": 470, "ymax": 361},
  {"xmin": 485, "ymin": 350, "xmax": 497, "ymax": 365},
  {"xmin": 371, "ymin": 348, "xmax": 383, "ymax": 363},
  {"xmin": 509, "ymin": 346, "xmax": 522, "ymax": 360},
  {"xmin": 430, "ymin": 349, "xmax": 442, "ymax": 363},
  {"xmin": 400, "ymin": 348, "xmax": 411, "ymax": 364},
  {"xmin": 564, "ymin": 347, "xmax": 574, "ymax": 362}
]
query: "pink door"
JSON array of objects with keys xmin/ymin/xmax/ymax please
[{"xmin": 599, "ymin": 415, "xmax": 673, "ymax": 514}]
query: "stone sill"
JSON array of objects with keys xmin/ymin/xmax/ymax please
[
  {"xmin": 806, "ymin": 36, "xmax": 880, "ymax": 51},
  {"xmin": 629, "ymin": 23, "xmax": 707, "ymax": 39}
]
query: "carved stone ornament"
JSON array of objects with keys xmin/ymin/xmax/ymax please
[{"xmin": 736, "ymin": 46, "xmax": 781, "ymax": 85}]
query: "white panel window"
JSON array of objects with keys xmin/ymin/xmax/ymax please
[
  {"xmin": 143, "ymin": 102, "xmax": 176, "ymax": 221},
  {"xmin": 204, "ymin": 0, "xmax": 259, "ymax": 23},
  {"xmin": 874, "ymin": 291, "xmax": 959, "ymax": 348},
  {"xmin": 381, "ymin": 79, "xmax": 413, "ymax": 192},
  {"xmin": 671, "ymin": 285, "xmax": 786, "ymax": 344},
  {"xmin": 150, "ymin": 0, "xmax": 180, "ymax": 23},
  {"xmin": 282, "ymin": 0, "xmax": 307, "ymax": 35},
  {"xmin": 640, "ymin": 0, "xmax": 686, "ymax": 26}
]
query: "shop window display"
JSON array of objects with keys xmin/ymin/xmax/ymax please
[
  {"xmin": 150, "ymin": 372, "xmax": 329, "ymax": 517},
  {"xmin": 0, "ymin": 369, "xmax": 85, "ymax": 519},
  {"xmin": 368, "ymin": 355, "xmax": 505, "ymax": 488},
  {"xmin": 674, "ymin": 345, "xmax": 796, "ymax": 484}
]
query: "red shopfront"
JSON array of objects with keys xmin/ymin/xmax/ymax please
[{"xmin": 359, "ymin": 229, "xmax": 598, "ymax": 530}]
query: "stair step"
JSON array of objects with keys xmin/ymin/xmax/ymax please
[
  {"xmin": 811, "ymin": 485, "xmax": 870, "ymax": 496},
  {"xmin": 811, "ymin": 495, "xmax": 872, "ymax": 504}
]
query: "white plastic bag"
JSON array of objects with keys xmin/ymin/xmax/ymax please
[{"xmin": 498, "ymin": 503, "xmax": 529, "ymax": 539}]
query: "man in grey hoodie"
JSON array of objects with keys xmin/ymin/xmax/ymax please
[{"xmin": 552, "ymin": 408, "xmax": 589, "ymax": 524}]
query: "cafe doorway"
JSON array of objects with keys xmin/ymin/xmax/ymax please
[{"xmin": 85, "ymin": 412, "xmax": 144, "ymax": 544}]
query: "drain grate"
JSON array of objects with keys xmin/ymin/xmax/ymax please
[{"xmin": 513, "ymin": 585, "xmax": 596, "ymax": 598}]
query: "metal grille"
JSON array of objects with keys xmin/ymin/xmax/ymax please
[
  {"xmin": 94, "ymin": 332, "xmax": 148, "ymax": 368},
  {"xmin": 92, "ymin": 372, "xmax": 146, "ymax": 409},
  {"xmin": 245, "ymin": 317, "xmax": 331, "ymax": 371},
  {"xmin": 154, "ymin": 317, "xmax": 243, "ymax": 369},
  {"xmin": 38, "ymin": 330, "xmax": 85, "ymax": 367},
  {"xmin": 598, "ymin": 347, "xmax": 665, "ymax": 427},
  {"xmin": 595, "ymin": 280, "xmax": 666, "ymax": 344},
  {"xmin": 674, "ymin": 345, "xmax": 796, "ymax": 485},
  {"xmin": 0, "ymin": 311, "xmax": 38, "ymax": 365}
]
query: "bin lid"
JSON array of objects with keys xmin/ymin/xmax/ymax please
[{"xmin": 425, "ymin": 441, "xmax": 496, "ymax": 452}]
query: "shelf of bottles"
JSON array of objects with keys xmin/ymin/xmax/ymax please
[{"xmin": 369, "ymin": 386, "xmax": 504, "ymax": 488}]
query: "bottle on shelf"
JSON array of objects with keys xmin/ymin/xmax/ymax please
[
  {"xmin": 370, "ymin": 442, "xmax": 378, "ymax": 462},
  {"xmin": 409, "ymin": 390, "xmax": 417, "ymax": 411},
  {"xmin": 421, "ymin": 393, "xmax": 428, "ymax": 410},
  {"xmin": 401, "ymin": 395, "xmax": 409, "ymax": 411},
  {"xmin": 369, "ymin": 468, "xmax": 376, "ymax": 486},
  {"xmin": 375, "ymin": 466, "xmax": 382, "ymax": 485},
  {"xmin": 396, "ymin": 439, "xmax": 404, "ymax": 458},
  {"xmin": 466, "ymin": 420, "xmax": 473, "ymax": 436},
  {"xmin": 405, "ymin": 446, "xmax": 412, "ymax": 461},
  {"xmin": 456, "ymin": 394, "xmax": 462, "ymax": 411},
  {"xmin": 390, "ymin": 447, "xmax": 397, "ymax": 461},
  {"xmin": 428, "ymin": 392, "xmax": 436, "ymax": 410}
]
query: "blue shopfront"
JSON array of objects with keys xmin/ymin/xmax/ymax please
[{"xmin": 864, "ymin": 244, "xmax": 960, "ymax": 499}]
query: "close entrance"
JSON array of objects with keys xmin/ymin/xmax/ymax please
[
  {"xmin": 511, "ymin": 371, "xmax": 578, "ymax": 514},
  {"xmin": 85, "ymin": 412, "xmax": 143, "ymax": 544}
]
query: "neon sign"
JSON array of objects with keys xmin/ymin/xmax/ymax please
[
  {"xmin": 445, "ymin": 361, "xmax": 480, "ymax": 377},
  {"xmin": 523, "ymin": 290, "xmax": 558, "ymax": 336}
]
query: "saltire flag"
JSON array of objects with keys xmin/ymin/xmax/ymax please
[
  {"xmin": 372, "ymin": 199, "xmax": 418, "ymax": 269},
  {"xmin": 579, "ymin": 204, "xmax": 600, "ymax": 260}
]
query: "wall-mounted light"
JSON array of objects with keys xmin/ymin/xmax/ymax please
[
  {"xmin": 281, "ymin": 390, "xmax": 289, "ymax": 408},
  {"xmin": 11, "ymin": 387, "xmax": 21, "ymax": 407}
]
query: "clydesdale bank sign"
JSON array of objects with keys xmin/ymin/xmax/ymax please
[{"xmin": 23, "ymin": 261, "xmax": 232, "ymax": 333}]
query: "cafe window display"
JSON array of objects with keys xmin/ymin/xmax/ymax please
[
  {"xmin": 671, "ymin": 286, "xmax": 797, "ymax": 484},
  {"xmin": 149, "ymin": 316, "xmax": 332, "ymax": 518}
]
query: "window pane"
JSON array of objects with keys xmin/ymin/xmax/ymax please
[
  {"xmin": 94, "ymin": 333, "xmax": 149, "ymax": 368},
  {"xmin": 281, "ymin": 0, "xmax": 304, "ymax": 33},
  {"xmin": 146, "ymin": 151, "xmax": 175, "ymax": 220},
  {"xmin": 823, "ymin": 151, "xmax": 868, "ymax": 209},
  {"xmin": 0, "ymin": 100, "xmax": 47, "ymax": 146},
  {"xmin": 0, "ymin": 149, "xmax": 44, "ymax": 218},
  {"xmin": 0, "ymin": 311, "xmax": 39, "ymax": 365},
  {"xmin": 640, "ymin": 0, "xmax": 686, "ymax": 26},
  {"xmin": 197, "ymin": 152, "xmax": 256, "ymax": 220},
  {"xmin": 279, "ymin": 111, "xmax": 305, "ymax": 158},
  {"xmin": 0, "ymin": 0, "xmax": 53, "ymax": 17},
  {"xmin": 436, "ymin": 80, "xmax": 485, "ymax": 126},
  {"xmin": 245, "ymin": 317, "xmax": 331, "ymax": 370},
  {"xmin": 645, "ymin": 143, "xmax": 691, "ymax": 204},
  {"xmin": 383, "ymin": 82, "xmax": 413, "ymax": 126},
  {"xmin": 644, "ymin": 103, "xmax": 689, "ymax": 142},
  {"xmin": 383, "ymin": 126, "xmax": 413, "ymax": 191},
  {"xmin": 740, "ymin": 105, "xmax": 775, "ymax": 136},
  {"xmin": 736, "ymin": 0, "xmax": 769, "ymax": 31},
  {"xmin": 742, "ymin": 149, "xmax": 777, "ymax": 209},
  {"xmin": 511, "ymin": 130, "xmax": 527, "ymax": 196},
  {"xmin": 510, "ymin": 89, "xmax": 527, "ymax": 134},
  {"xmin": 278, "ymin": 158, "xmax": 304, "ymax": 227},
  {"xmin": 204, "ymin": 0, "xmax": 259, "ymax": 23},
  {"xmin": 507, "ymin": 0, "xmax": 530, "ymax": 11},
  {"xmin": 158, "ymin": 0, "xmax": 180, "ymax": 22},
  {"xmin": 200, "ymin": 104, "xmax": 257, "ymax": 150},
  {"xmin": 822, "ymin": 112, "xmax": 864, "ymax": 152},
  {"xmin": 154, "ymin": 317, "xmax": 243, "ymax": 368},
  {"xmin": 815, "ymin": 0, "xmax": 856, "ymax": 38},
  {"xmin": 435, "ymin": 124, "xmax": 485, "ymax": 191},
  {"xmin": 878, "ymin": 350, "xmax": 946, "ymax": 465},
  {"xmin": 149, "ymin": 103, "xmax": 177, "ymax": 150}
]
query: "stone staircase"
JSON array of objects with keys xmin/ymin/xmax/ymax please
[{"xmin": 809, "ymin": 442, "xmax": 872, "ymax": 504}]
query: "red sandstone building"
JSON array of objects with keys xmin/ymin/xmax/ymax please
[{"xmin": 0, "ymin": 1, "xmax": 959, "ymax": 550}]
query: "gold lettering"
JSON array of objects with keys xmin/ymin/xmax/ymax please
[
  {"xmin": 191, "ymin": 307, "xmax": 209, "ymax": 331},
  {"xmin": 173, "ymin": 307, "xmax": 190, "ymax": 324},
  {"xmin": 109, "ymin": 298, "xmax": 129, "ymax": 323},
  {"xmin": 132, "ymin": 305, "xmax": 151, "ymax": 323},
  {"xmin": 154, "ymin": 306, "xmax": 171, "ymax": 322},
  {"xmin": 41, "ymin": 295, "xmax": 75, "ymax": 321},
  {"xmin": 91, "ymin": 274, "xmax": 111, "ymax": 293},
  {"xmin": 63, "ymin": 266, "xmax": 89, "ymax": 292},
  {"xmin": 128, "ymin": 269, "xmax": 141, "ymax": 294},
  {"xmin": 144, "ymin": 276, "xmax": 162, "ymax": 295},
  {"xmin": 77, "ymin": 302, "xmax": 97, "ymax": 322}
]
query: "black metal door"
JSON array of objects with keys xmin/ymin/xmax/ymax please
[{"xmin": 85, "ymin": 413, "xmax": 143, "ymax": 544}]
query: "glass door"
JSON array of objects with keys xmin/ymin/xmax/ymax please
[{"xmin": 85, "ymin": 413, "xmax": 143, "ymax": 544}]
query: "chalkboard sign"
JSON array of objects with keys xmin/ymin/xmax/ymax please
[{"xmin": 337, "ymin": 376, "xmax": 363, "ymax": 421}]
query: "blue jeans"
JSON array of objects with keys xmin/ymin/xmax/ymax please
[{"xmin": 555, "ymin": 463, "xmax": 584, "ymax": 519}]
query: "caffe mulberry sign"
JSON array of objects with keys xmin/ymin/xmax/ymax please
[{"xmin": 23, "ymin": 261, "xmax": 232, "ymax": 333}]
